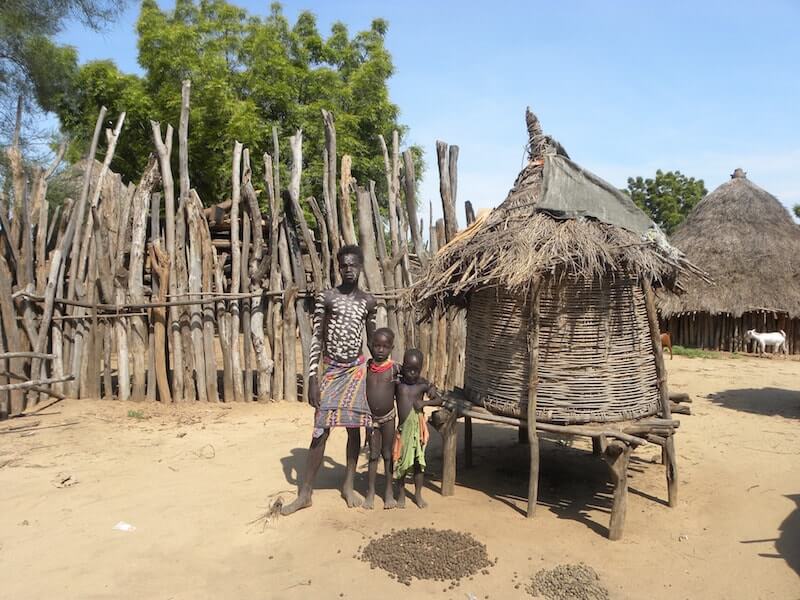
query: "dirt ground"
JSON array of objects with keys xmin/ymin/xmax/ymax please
[{"xmin": 1, "ymin": 355, "xmax": 798, "ymax": 600}]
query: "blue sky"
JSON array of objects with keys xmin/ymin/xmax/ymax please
[{"xmin": 58, "ymin": 0, "xmax": 800, "ymax": 225}]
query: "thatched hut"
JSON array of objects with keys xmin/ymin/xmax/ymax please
[
  {"xmin": 657, "ymin": 169, "xmax": 800, "ymax": 354},
  {"xmin": 413, "ymin": 109, "xmax": 701, "ymax": 539}
]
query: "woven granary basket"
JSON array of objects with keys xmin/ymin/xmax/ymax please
[{"xmin": 464, "ymin": 276, "xmax": 660, "ymax": 424}]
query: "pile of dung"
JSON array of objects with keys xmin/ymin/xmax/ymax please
[
  {"xmin": 359, "ymin": 527, "xmax": 493, "ymax": 586},
  {"xmin": 527, "ymin": 563, "xmax": 609, "ymax": 600}
]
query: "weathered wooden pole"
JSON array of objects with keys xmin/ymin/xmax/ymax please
[
  {"xmin": 229, "ymin": 141, "xmax": 244, "ymax": 401},
  {"xmin": 151, "ymin": 121, "xmax": 183, "ymax": 401},
  {"xmin": 148, "ymin": 242, "xmax": 172, "ymax": 403},
  {"xmin": 643, "ymin": 281, "xmax": 678, "ymax": 507},
  {"xmin": 402, "ymin": 149, "xmax": 426, "ymax": 267},
  {"xmin": 526, "ymin": 282, "xmax": 541, "ymax": 518},
  {"xmin": 321, "ymin": 109, "xmax": 341, "ymax": 267},
  {"xmin": 127, "ymin": 158, "xmax": 160, "ymax": 401}
]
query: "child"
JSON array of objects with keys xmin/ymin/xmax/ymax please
[
  {"xmin": 364, "ymin": 328, "xmax": 400, "ymax": 510},
  {"xmin": 393, "ymin": 348, "xmax": 442, "ymax": 508}
]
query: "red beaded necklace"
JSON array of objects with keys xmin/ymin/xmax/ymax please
[{"xmin": 369, "ymin": 358, "xmax": 394, "ymax": 373}]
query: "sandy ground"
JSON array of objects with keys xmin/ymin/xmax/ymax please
[{"xmin": 0, "ymin": 355, "xmax": 798, "ymax": 600}]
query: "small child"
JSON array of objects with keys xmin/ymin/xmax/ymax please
[
  {"xmin": 393, "ymin": 348, "xmax": 442, "ymax": 508},
  {"xmin": 364, "ymin": 328, "xmax": 400, "ymax": 510}
]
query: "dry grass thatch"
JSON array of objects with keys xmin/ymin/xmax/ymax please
[
  {"xmin": 410, "ymin": 109, "xmax": 701, "ymax": 310},
  {"xmin": 657, "ymin": 169, "xmax": 800, "ymax": 318}
]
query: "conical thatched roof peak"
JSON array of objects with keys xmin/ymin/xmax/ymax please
[
  {"xmin": 657, "ymin": 170, "xmax": 800, "ymax": 318},
  {"xmin": 411, "ymin": 108, "xmax": 703, "ymax": 308}
]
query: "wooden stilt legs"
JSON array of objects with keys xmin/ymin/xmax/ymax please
[
  {"xmin": 464, "ymin": 415, "xmax": 473, "ymax": 468},
  {"xmin": 439, "ymin": 408, "xmax": 458, "ymax": 497},
  {"xmin": 603, "ymin": 440, "xmax": 632, "ymax": 541},
  {"xmin": 664, "ymin": 435, "xmax": 678, "ymax": 507},
  {"xmin": 518, "ymin": 425, "xmax": 528, "ymax": 444}
]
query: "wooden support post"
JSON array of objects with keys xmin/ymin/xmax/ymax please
[
  {"xmin": 308, "ymin": 197, "xmax": 331, "ymax": 290},
  {"xmin": 264, "ymin": 151, "xmax": 283, "ymax": 400},
  {"xmin": 149, "ymin": 242, "xmax": 172, "ymax": 402},
  {"xmin": 526, "ymin": 282, "xmax": 541, "ymax": 518},
  {"xmin": 402, "ymin": 149, "xmax": 426, "ymax": 266},
  {"xmin": 465, "ymin": 200, "xmax": 476, "ymax": 225},
  {"xmin": 229, "ymin": 141, "xmax": 244, "ymax": 401},
  {"xmin": 338, "ymin": 154, "xmax": 357, "ymax": 246},
  {"xmin": 518, "ymin": 425, "xmax": 528, "ymax": 444},
  {"xmin": 321, "ymin": 109, "xmax": 341, "ymax": 260},
  {"xmin": 151, "ymin": 121, "xmax": 183, "ymax": 402},
  {"xmin": 241, "ymin": 212, "xmax": 253, "ymax": 401},
  {"xmin": 436, "ymin": 141, "xmax": 459, "ymax": 243},
  {"xmin": 213, "ymin": 250, "xmax": 234, "ymax": 402},
  {"xmin": 175, "ymin": 197, "xmax": 195, "ymax": 401},
  {"xmin": 356, "ymin": 186, "xmax": 385, "ymax": 306},
  {"xmin": 369, "ymin": 182, "xmax": 400, "ymax": 343},
  {"xmin": 379, "ymin": 132, "xmax": 406, "ymax": 352},
  {"xmin": 464, "ymin": 415, "xmax": 473, "ymax": 468},
  {"xmin": 643, "ymin": 281, "xmax": 678, "ymax": 507},
  {"xmin": 603, "ymin": 441, "xmax": 632, "ymax": 541},
  {"xmin": 439, "ymin": 408, "xmax": 458, "ymax": 496},
  {"xmin": 128, "ymin": 158, "xmax": 160, "ymax": 402}
]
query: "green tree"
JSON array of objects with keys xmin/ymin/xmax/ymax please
[
  {"xmin": 624, "ymin": 170, "xmax": 706, "ymax": 235},
  {"xmin": 0, "ymin": 0, "xmax": 126, "ymax": 150},
  {"xmin": 55, "ymin": 0, "xmax": 416, "ymax": 204},
  {"xmin": 793, "ymin": 204, "xmax": 800, "ymax": 220}
]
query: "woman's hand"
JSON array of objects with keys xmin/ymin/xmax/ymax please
[{"xmin": 308, "ymin": 375, "xmax": 321, "ymax": 408}]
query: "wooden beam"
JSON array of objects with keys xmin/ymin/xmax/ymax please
[{"xmin": 526, "ymin": 282, "xmax": 541, "ymax": 518}]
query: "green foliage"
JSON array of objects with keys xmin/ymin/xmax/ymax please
[
  {"xmin": 0, "ymin": 0, "xmax": 125, "ymax": 147},
  {"xmin": 127, "ymin": 409, "xmax": 147, "ymax": 419},
  {"xmin": 55, "ymin": 1, "xmax": 415, "ymax": 204},
  {"xmin": 793, "ymin": 204, "xmax": 800, "ymax": 220},
  {"xmin": 671, "ymin": 345, "xmax": 740, "ymax": 359},
  {"xmin": 624, "ymin": 170, "xmax": 707, "ymax": 236}
]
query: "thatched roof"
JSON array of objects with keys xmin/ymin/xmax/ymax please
[
  {"xmin": 657, "ymin": 169, "xmax": 800, "ymax": 318},
  {"xmin": 411, "ymin": 109, "xmax": 702, "ymax": 309}
]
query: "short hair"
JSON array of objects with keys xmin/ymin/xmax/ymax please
[
  {"xmin": 373, "ymin": 327, "xmax": 395, "ymax": 343},
  {"xmin": 403, "ymin": 348, "xmax": 423, "ymax": 366},
  {"xmin": 337, "ymin": 244, "xmax": 363, "ymax": 264}
]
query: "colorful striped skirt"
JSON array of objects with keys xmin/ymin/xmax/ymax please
[{"xmin": 313, "ymin": 356, "xmax": 371, "ymax": 437}]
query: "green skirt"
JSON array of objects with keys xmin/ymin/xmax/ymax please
[{"xmin": 394, "ymin": 410, "xmax": 425, "ymax": 479}]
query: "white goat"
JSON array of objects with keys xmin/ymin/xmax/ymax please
[{"xmin": 744, "ymin": 329, "xmax": 788, "ymax": 356}]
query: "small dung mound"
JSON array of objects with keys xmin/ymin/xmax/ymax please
[
  {"xmin": 527, "ymin": 563, "xmax": 609, "ymax": 600},
  {"xmin": 359, "ymin": 527, "xmax": 492, "ymax": 586}
]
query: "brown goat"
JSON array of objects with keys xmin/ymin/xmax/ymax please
[{"xmin": 660, "ymin": 332, "xmax": 673, "ymax": 360}]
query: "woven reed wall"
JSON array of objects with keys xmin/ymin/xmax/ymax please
[{"xmin": 464, "ymin": 276, "xmax": 661, "ymax": 424}]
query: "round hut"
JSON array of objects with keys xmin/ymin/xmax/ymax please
[
  {"xmin": 657, "ymin": 169, "xmax": 800, "ymax": 354},
  {"xmin": 413, "ymin": 109, "xmax": 701, "ymax": 539}
]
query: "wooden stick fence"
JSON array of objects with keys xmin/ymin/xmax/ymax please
[{"xmin": 0, "ymin": 82, "xmax": 466, "ymax": 418}]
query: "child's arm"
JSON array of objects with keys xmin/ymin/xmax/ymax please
[
  {"xmin": 419, "ymin": 412, "xmax": 429, "ymax": 446},
  {"xmin": 413, "ymin": 382, "xmax": 444, "ymax": 411},
  {"xmin": 392, "ymin": 432, "xmax": 402, "ymax": 462}
]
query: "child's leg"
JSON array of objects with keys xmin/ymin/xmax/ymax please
[
  {"xmin": 413, "ymin": 463, "xmax": 427, "ymax": 508},
  {"xmin": 342, "ymin": 428, "xmax": 362, "ymax": 508},
  {"xmin": 364, "ymin": 427, "xmax": 382, "ymax": 509},
  {"xmin": 396, "ymin": 473, "xmax": 407, "ymax": 508},
  {"xmin": 380, "ymin": 420, "xmax": 396, "ymax": 509}
]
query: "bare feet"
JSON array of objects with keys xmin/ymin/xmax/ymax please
[
  {"xmin": 280, "ymin": 494, "xmax": 312, "ymax": 516},
  {"xmin": 343, "ymin": 488, "xmax": 362, "ymax": 508},
  {"xmin": 363, "ymin": 494, "xmax": 375, "ymax": 510},
  {"xmin": 383, "ymin": 494, "xmax": 397, "ymax": 510},
  {"xmin": 414, "ymin": 492, "xmax": 428, "ymax": 509},
  {"xmin": 396, "ymin": 493, "xmax": 406, "ymax": 509}
]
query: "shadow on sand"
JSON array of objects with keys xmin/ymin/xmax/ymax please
[
  {"xmin": 423, "ymin": 421, "xmax": 667, "ymax": 538},
  {"xmin": 740, "ymin": 493, "xmax": 800, "ymax": 578},
  {"xmin": 708, "ymin": 388, "xmax": 800, "ymax": 419}
]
